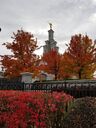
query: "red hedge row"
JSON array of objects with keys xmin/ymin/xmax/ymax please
[{"xmin": 0, "ymin": 91, "xmax": 73, "ymax": 128}]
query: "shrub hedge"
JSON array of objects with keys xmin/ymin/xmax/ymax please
[{"xmin": 0, "ymin": 91, "xmax": 73, "ymax": 128}]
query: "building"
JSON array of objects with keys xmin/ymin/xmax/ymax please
[{"xmin": 43, "ymin": 23, "xmax": 59, "ymax": 54}]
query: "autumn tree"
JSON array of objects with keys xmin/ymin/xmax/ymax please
[
  {"xmin": 41, "ymin": 50, "xmax": 61, "ymax": 80},
  {"xmin": 0, "ymin": 29, "xmax": 39, "ymax": 78},
  {"xmin": 61, "ymin": 34, "xmax": 96, "ymax": 79},
  {"xmin": 59, "ymin": 53, "xmax": 73, "ymax": 79}
]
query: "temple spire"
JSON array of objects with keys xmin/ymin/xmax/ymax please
[
  {"xmin": 48, "ymin": 23, "xmax": 54, "ymax": 41},
  {"xmin": 43, "ymin": 24, "xmax": 59, "ymax": 54}
]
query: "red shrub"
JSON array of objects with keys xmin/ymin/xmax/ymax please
[{"xmin": 0, "ymin": 91, "xmax": 73, "ymax": 128}]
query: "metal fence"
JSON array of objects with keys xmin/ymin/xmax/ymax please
[
  {"xmin": 0, "ymin": 78, "xmax": 96, "ymax": 98},
  {"xmin": 0, "ymin": 78, "xmax": 24, "ymax": 90},
  {"xmin": 24, "ymin": 80, "xmax": 96, "ymax": 98}
]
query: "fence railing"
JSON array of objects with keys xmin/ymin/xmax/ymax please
[
  {"xmin": 0, "ymin": 78, "xmax": 24, "ymax": 90},
  {"xmin": 0, "ymin": 79, "xmax": 96, "ymax": 98},
  {"xmin": 24, "ymin": 80, "xmax": 96, "ymax": 98}
]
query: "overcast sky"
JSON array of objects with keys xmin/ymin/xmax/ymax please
[{"xmin": 0, "ymin": 0, "xmax": 96, "ymax": 55}]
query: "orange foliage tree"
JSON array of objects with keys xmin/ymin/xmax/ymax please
[
  {"xmin": 41, "ymin": 50, "xmax": 61, "ymax": 80},
  {"xmin": 60, "ymin": 34, "xmax": 96, "ymax": 79},
  {"xmin": 0, "ymin": 29, "xmax": 39, "ymax": 78},
  {"xmin": 59, "ymin": 53, "xmax": 73, "ymax": 79}
]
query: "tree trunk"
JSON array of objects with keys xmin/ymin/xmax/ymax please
[
  {"xmin": 78, "ymin": 71, "xmax": 82, "ymax": 79},
  {"xmin": 55, "ymin": 74, "xmax": 57, "ymax": 80}
]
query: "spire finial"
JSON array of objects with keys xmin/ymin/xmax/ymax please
[{"xmin": 49, "ymin": 23, "xmax": 52, "ymax": 29}]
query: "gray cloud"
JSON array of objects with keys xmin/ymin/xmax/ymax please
[{"xmin": 0, "ymin": 0, "xmax": 96, "ymax": 55}]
